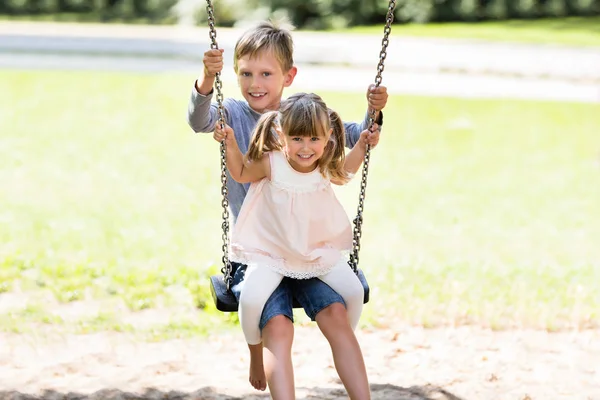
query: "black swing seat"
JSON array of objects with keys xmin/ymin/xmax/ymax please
[{"xmin": 210, "ymin": 267, "xmax": 370, "ymax": 312}]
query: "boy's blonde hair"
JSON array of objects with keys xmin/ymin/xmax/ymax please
[
  {"xmin": 246, "ymin": 93, "xmax": 350, "ymax": 184},
  {"xmin": 233, "ymin": 20, "xmax": 295, "ymax": 73}
]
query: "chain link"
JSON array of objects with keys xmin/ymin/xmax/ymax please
[
  {"xmin": 348, "ymin": 0, "xmax": 396, "ymax": 274},
  {"xmin": 206, "ymin": 0, "xmax": 232, "ymax": 289}
]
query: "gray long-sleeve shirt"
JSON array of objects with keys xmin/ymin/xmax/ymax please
[{"xmin": 187, "ymin": 89, "xmax": 376, "ymax": 219}]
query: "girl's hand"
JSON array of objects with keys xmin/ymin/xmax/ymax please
[
  {"xmin": 213, "ymin": 122, "xmax": 235, "ymax": 145},
  {"xmin": 358, "ymin": 123, "xmax": 380, "ymax": 150}
]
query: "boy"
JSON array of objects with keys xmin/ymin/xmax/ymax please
[{"xmin": 187, "ymin": 21, "xmax": 387, "ymax": 399}]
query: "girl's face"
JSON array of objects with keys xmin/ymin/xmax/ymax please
[{"xmin": 281, "ymin": 130, "xmax": 331, "ymax": 173}]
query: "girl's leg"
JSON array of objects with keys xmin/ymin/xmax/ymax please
[
  {"xmin": 239, "ymin": 265, "xmax": 284, "ymax": 390},
  {"xmin": 262, "ymin": 315, "xmax": 296, "ymax": 400},
  {"xmin": 318, "ymin": 258, "xmax": 364, "ymax": 330},
  {"xmin": 315, "ymin": 303, "xmax": 370, "ymax": 400},
  {"xmin": 291, "ymin": 277, "xmax": 370, "ymax": 399}
]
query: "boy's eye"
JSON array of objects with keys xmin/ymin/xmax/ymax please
[
  {"xmin": 241, "ymin": 72, "xmax": 251, "ymax": 77},
  {"xmin": 263, "ymin": 72, "xmax": 271, "ymax": 77}
]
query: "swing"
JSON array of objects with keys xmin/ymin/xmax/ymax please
[{"xmin": 206, "ymin": 0, "xmax": 397, "ymax": 312}]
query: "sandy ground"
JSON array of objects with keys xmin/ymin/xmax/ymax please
[{"xmin": 1, "ymin": 324, "xmax": 599, "ymax": 400}]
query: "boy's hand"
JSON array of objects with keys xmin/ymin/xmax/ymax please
[
  {"xmin": 358, "ymin": 123, "xmax": 380, "ymax": 150},
  {"xmin": 366, "ymin": 84, "xmax": 388, "ymax": 112},
  {"xmin": 203, "ymin": 48, "xmax": 225, "ymax": 77},
  {"xmin": 213, "ymin": 122, "xmax": 235, "ymax": 145}
]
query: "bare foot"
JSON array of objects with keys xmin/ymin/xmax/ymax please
[{"xmin": 248, "ymin": 343, "xmax": 267, "ymax": 391}]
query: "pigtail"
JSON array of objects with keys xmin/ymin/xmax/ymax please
[
  {"xmin": 245, "ymin": 111, "xmax": 283, "ymax": 163},
  {"xmin": 320, "ymin": 109, "xmax": 350, "ymax": 184}
]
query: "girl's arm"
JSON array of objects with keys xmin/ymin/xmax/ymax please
[
  {"xmin": 342, "ymin": 124, "xmax": 380, "ymax": 176},
  {"xmin": 342, "ymin": 143, "xmax": 367, "ymax": 177},
  {"xmin": 214, "ymin": 123, "xmax": 270, "ymax": 183}
]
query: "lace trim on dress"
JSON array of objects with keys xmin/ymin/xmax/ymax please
[{"xmin": 230, "ymin": 247, "xmax": 346, "ymax": 280}]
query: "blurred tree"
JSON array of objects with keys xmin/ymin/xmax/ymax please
[
  {"xmin": 28, "ymin": 0, "xmax": 60, "ymax": 14},
  {"xmin": 484, "ymin": 0, "xmax": 509, "ymax": 19},
  {"xmin": 509, "ymin": 0, "xmax": 538, "ymax": 17},
  {"xmin": 543, "ymin": 0, "xmax": 568, "ymax": 16},
  {"xmin": 2, "ymin": 0, "xmax": 28, "ymax": 14},
  {"xmin": 568, "ymin": 0, "xmax": 597, "ymax": 14},
  {"xmin": 454, "ymin": 0, "xmax": 481, "ymax": 21},
  {"xmin": 395, "ymin": 0, "xmax": 438, "ymax": 23},
  {"xmin": 0, "ymin": 0, "xmax": 598, "ymax": 24}
]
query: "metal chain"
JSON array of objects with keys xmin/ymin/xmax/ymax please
[
  {"xmin": 348, "ymin": 0, "xmax": 396, "ymax": 274},
  {"xmin": 206, "ymin": 0, "xmax": 232, "ymax": 289}
]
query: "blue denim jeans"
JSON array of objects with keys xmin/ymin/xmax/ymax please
[{"xmin": 230, "ymin": 263, "xmax": 346, "ymax": 330}]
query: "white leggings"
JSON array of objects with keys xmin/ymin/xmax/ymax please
[{"xmin": 238, "ymin": 258, "xmax": 364, "ymax": 345}]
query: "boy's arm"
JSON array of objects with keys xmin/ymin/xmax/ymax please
[
  {"xmin": 187, "ymin": 88, "xmax": 223, "ymax": 133},
  {"xmin": 343, "ymin": 112, "xmax": 383, "ymax": 149},
  {"xmin": 344, "ymin": 84, "xmax": 387, "ymax": 148},
  {"xmin": 187, "ymin": 48, "xmax": 225, "ymax": 133}
]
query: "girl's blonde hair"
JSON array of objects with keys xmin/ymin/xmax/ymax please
[{"xmin": 246, "ymin": 92, "xmax": 349, "ymax": 183}]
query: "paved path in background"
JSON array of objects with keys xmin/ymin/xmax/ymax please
[
  {"xmin": 1, "ymin": 21, "xmax": 599, "ymax": 102},
  {"xmin": 2, "ymin": 21, "xmax": 600, "ymax": 80}
]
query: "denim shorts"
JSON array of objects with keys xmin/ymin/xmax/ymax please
[{"xmin": 230, "ymin": 263, "xmax": 346, "ymax": 330}]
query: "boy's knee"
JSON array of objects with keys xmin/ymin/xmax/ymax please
[
  {"xmin": 262, "ymin": 315, "xmax": 293, "ymax": 344},
  {"xmin": 316, "ymin": 302, "xmax": 348, "ymax": 324}
]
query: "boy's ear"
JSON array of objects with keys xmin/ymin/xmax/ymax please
[{"xmin": 283, "ymin": 66, "xmax": 297, "ymax": 87}]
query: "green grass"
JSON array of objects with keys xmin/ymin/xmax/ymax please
[
  {"xmin": 338, "ymin": 17, "xmax": 600, "ymax": 47},
  {"xmin": 0, "ymin": 70, "xmax": 599, "ymax": 337}
]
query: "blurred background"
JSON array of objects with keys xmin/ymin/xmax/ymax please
[{"xmin": 0, "ymin": 0, "xmax": 599, "ymax": 339}]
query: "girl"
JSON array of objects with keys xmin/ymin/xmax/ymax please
[{"xmin": 213, "ymin": 92, "xmax": 378, "ymax": 397}]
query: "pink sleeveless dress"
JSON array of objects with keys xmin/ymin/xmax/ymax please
[{"xmin": 229, "ymin": 151, "xmax": 353, "ymax": 279}]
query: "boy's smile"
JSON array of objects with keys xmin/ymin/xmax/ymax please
[{"xmin": 236, "ymin": 50, "xmax": 296, "ymax": 114}]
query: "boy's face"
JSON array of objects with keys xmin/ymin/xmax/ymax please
[{"xmin": 236, "ymin": 50, "xmax": 297, "ymax": 114}]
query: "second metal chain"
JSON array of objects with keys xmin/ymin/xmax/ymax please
[
  {"xmin": 206, "ymin": 0, "xmax": 232, "ymax": 289},
  {"xmin": 349, "ymin": 0, "xmax": 396, "ymax": 274}
]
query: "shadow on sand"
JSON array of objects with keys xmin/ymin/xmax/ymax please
[{"xmin": 0, "ymin": 383, "xmax": 466, "ymax": 400}]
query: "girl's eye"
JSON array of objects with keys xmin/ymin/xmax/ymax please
[
  {"xmin": 311, "ymin": 137, "xmax": 320, "ymax": 142},
  {"xmin": 292, "ymin": 137, "xmax": 302, "ymax": 142}
]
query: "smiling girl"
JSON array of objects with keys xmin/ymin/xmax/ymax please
[{"xmin": 213, "ymin": 92, "xmax": 379, "ymax": 394}]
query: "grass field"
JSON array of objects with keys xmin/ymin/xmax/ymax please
[
  {"xmin": 344, "ymin": 16, "xmax": 600, "ymax": 47},
  {"xmin": 0, "ymin": 70, "xmax": 599, "ymax": 338}
]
